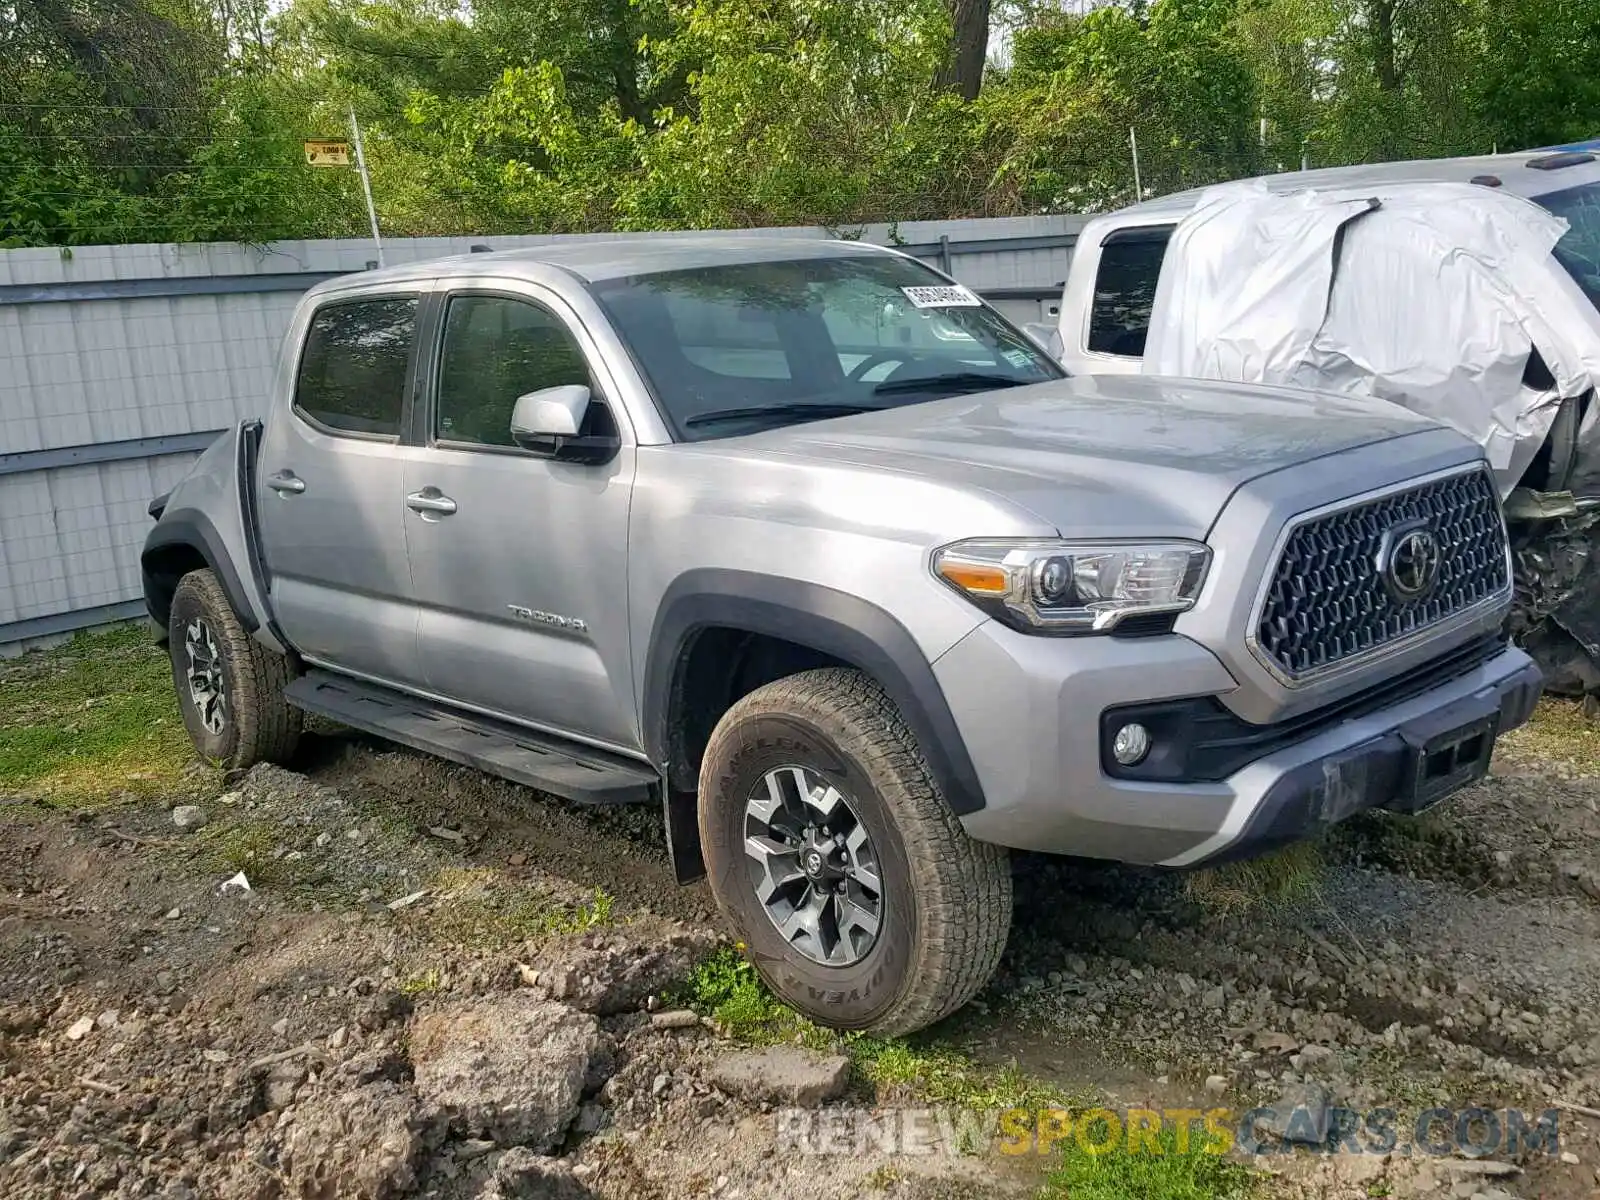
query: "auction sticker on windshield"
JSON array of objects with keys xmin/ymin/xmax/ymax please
[{"xmin": 902, "ymin": 284, "xmax": 983, "ymax": 308}]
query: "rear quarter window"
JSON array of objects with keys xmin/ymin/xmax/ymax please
[{"xmin": 1086, "ymin": 226, "xmax": 1174, "ymax": 358}]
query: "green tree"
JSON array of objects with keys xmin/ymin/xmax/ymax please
[
  {"xmin": 6, "ymin": 0, "xmax": 1600, "ymax": 247},
  {"xmin": 1315, "ymin": 0, "xmax": 1491, "ymax": 163},
  {"xmin": 0, "ymin": 0, "xmax": 362, "ymax": 244},
  {"xmin": 1475, "ymin": 0, "xmax": 1600, "ymax": 152},
  {"xmin": 992, "ymin": 0, "xmax": 1261, "ymax": 209}
]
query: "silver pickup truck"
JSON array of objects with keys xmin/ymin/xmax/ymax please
[{"xmin": 142, "ymin": 235, "xmax": 1541, "ymax": 1034}]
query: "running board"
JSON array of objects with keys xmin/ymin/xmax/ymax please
[{"xmin": 284, "ymin": 670, "xmax": 658, "ymax": 806}]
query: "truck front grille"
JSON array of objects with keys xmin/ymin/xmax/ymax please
[{"xmin": 1252, "ymin": 467, "xmax": 1509, "ymax": 682}]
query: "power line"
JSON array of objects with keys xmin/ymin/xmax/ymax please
[
  {"xmin": 0, "ymin": 101, "xmax": 329, "ymax": 113},
  {"xmin": 2, "ymin": 222, "xmax": 370, "ymax": 235},
  {"xmin": 1, "ymin": 131, "xmax": 336, "ymax": 142},
  {"xmin": 41, "ymin": 164, "xmax": 337, "ymax": 171}
]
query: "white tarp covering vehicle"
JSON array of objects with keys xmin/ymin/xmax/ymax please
[
  {"xmin": 1051, "ymin": 146, "xmax": 1600, "ymax": 690},
  {"xmin": 1143, "ymin": 179, "xmax": 1598, "ymax": 496}
]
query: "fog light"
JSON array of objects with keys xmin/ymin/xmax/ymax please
[{"xmin": 1112, "ymin": 722, "xmax": 1151, "ymax": 766}]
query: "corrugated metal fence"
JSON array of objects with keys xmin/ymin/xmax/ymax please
[{"xmin": 0, "ymin": 214, "xmax": 1084, "ymax": 652}]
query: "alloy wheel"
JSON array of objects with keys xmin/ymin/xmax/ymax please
[
  {"xmin": 743, "ymin": 765, "xmax": 883, "ymax": 967},
  {"xmin": 184, "ymin": 617, "xmax": 228, "ymax": 736}
]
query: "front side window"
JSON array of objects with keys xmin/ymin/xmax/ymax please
[
  {"xmin": 294, "ymin": 297, "xmax": 416, "ymax": 437},
  {"xmin": 1537, "ymin": 182, "xmax": 1600, "ymax": 312},
  {"xmin": 435, "ymin": 295, "xmax": 594, "ymax": 447},
  {"xmin": 1086, "ymin": 227, "xmax": 1173, "ymax": 358},
  {"xmin": 589, "ymin": 254, "xmax": 1062, "ymax": 441}
]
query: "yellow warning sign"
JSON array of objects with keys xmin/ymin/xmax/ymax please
[{"xmin": 303, "ymin": 140, "xmax": 351, "ymax": 166}]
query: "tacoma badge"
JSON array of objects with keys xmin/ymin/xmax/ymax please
[{"xmin": 506, "ymin": 604, "xmax": 588, "ymax": 633}]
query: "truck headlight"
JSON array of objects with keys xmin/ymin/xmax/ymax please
[{"xmin": 932, "ymin": 539, "xmax": 1210, "ymax": 634}]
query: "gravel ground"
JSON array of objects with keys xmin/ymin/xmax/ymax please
[
  {"xmin": 0, "ymin": 750, "xmax": 1027, "ymax": 1200},
  {"xmin": 2, "ymin": 710, "xmax": 1599, "ymax": 1199},
  {"xmin": 980, "ymin": 754, "xmax": 1600, "ymax": 1199}
]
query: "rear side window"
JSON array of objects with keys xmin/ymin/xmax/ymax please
[
  {"xmin": 1086, "ymin": 227, "xmax": 1173, "ymax": 357},
  {"xmin": 294, "ymin": 297, "xmax": 417, "ymax": 437}
]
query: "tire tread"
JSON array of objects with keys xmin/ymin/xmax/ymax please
[
  {"xmin": 701, "ymin": 667, "xmax": 1010, "ymax": 1035},
  {"xmin": 170, "ymin": 569, "xmax": 301, "ymax": 769}
]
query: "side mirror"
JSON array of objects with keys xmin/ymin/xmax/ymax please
[
  {"xmin": 511, "ymin": 384, "xmax": 590, "ymax": 444},
  {"xmin": 508, "ymin": 384, "xmax": 620, "ymax": 465},
  {"xmin": 1022, "ymin": 322, "xmax": 1065, "ymax": 361}
]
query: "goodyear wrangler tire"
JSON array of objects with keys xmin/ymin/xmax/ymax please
[
  {"xmin": 698, "ymin": 667, "xmax": 1011, "ymax": 1035},
  {"xmin": 168, "ymin": 568, "xmax": 301, "ymax": 770}
]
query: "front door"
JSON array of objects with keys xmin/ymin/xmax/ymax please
[
  {"xmin": 403, "ymin": 286, "xmax": 641, "ymax": 753},
  {"xmin": 256, "ymin": 292, "xmax": 424, "ymax": 688}
]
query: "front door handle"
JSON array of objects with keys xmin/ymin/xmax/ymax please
[
  {"xmin": 406, "ymin": 489, "xmax": 458, "ymax": 516},
  {"xmin": 266, "ymin": 471, "xmax": 306, "ymax": 495}
]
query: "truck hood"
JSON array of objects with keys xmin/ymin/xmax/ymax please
[{"xmin": 738, "ymin": 374, "xmax": 1443, "ymax": 539}]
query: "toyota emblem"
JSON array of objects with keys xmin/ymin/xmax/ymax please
[
  {"xmin": 804, "ymin": 850, "xmax": 824, "ymax": 875},
  {"xmin": 1381, "ymin": 525, "xmax": 1441, "ymax": 600}
]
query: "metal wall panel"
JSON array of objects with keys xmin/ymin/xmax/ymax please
[
  {"xmin": 0, "ymin": 452, "xmax": 198, "ymax": 623},
  {"xmin": 0, "ymin": 221, "xmax": 1078, "ymax": 649}
]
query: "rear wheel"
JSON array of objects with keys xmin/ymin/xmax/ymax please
[
  {"xmin": 698, "ymin": 667, "xmax": 1011, "ymax": 1035},
  {"xmin": 168, "ymin": 568, "xmax": 301, "ymax": 770}
]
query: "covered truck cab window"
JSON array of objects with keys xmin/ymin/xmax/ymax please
[{"xmin": 1086, "ymin": 226, "xmax": 1174, "ymax": 358}]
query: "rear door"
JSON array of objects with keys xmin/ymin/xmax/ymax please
[
  {"xmin": 403, "ymin": 283, "xmax": 642, "ymax": 753},
  {"xmin": 256, "ymin": 290, "xmax": 426, "ymax": 688}
]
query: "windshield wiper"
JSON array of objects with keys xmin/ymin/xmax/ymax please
[
  {"xmin": 685, "ymin": 402, "xmax": 887, "ymax": 428},
  {"xmin": 872, "ymin": 372, "xmax": 1032, "ymax": 396}
]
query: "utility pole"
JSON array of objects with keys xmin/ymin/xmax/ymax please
[
  {"xmin": 1129, "ymin": 127, "xmax": 1143, "ymax": 201},
  {"xmin": 349, "ymin": 106, "xmax": 385, "ymax": 267}
]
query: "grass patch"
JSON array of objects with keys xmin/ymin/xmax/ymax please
[
  {"xmin": 416, "ymin": 866, "xmax": 615, "ymax": 948},
  {"xmin": 1041, "ymin": 1123, "xmax": 1257, "ymax": 1200},
  {"xmin": 400, "ymin": 967, "xmax": 445, "ymax": 995},
  {"xmin": 0, "ymin": 624, "xmax": 198, "ymax": 804},
  {"xmin": 1182, "ymin": 840, "xmax": 1324, "ymax": 916},
  {"xmin": 197, "ymin": 819, "xmax": 293, "ymax": 886},
  {"xmin": 863, "ymin": 1164, "xmax": 903, "ymax": 1190},
  {"xmin": 1496, "ymin": 697, "xmax": 1600, "ymax": 775},
  {"xmin": 679, "ymin": 950, "xmax": 1261, "ymax": 1194},
  {"xmin": 850, "ymin": 1038, "xmax": 1078, "ymax": 1112},
  {"xmin": 676, "ymin": 948, "xmax": 1083, "ymax": 1110},
  {"xmin": 670, "ymin": 944, "xmax": 834, "ymax": 1047}
]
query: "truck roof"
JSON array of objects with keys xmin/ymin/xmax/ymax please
[
  {"xmin": 1119, "ymin": 144, "xmax": 1600, "ymax": 220},
  {"xmin": 310, "ymin": 233, "xmax": 891, "ymax": 294}
]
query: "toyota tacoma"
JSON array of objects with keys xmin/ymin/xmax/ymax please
[{"xmin": 141, "ymin": 235, "xmax": 1542, "ymax": 1034}]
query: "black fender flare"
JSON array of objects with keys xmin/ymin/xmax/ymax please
[
  {"xmin": 141, "ymin": 510, "xmax": 258, "ymax": 634},
  {"xmin": 642, "ymin": 569, "xmax": 988, "ymax": 816}
]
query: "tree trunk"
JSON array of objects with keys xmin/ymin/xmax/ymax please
[
  {"xmin": 605, "ymin": 0, "xmax": 647, "ymax": 125},
  {"xmin": 1370, "ymin": 0, "xmax": 1400, "ymax": 91},
  {"xmin": 934, "ymin": 0, "xmax": 991, "ymax": 102}
]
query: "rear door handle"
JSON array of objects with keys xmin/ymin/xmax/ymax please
[
  {"xmin": 406, "ymin": 489, "xmax": 457, "ymax": 516},
  {"xmin": 266, "ymin": 471, "xmax": 306, "ymax": 495}
]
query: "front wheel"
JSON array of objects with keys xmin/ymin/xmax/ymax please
[
  {"xmin": 698, "ymin": 668, "xmax": 1011, "ymax": 1035},
  {"xmin": 168, "ymin": 568, "xmax": 302, "ymax": 770}
]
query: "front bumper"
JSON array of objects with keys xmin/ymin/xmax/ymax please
[{"xmin": 933, "ymin": 622, "xmax": 1542, "ymax": 868}]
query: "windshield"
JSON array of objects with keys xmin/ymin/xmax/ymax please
[
  {"xmin": 588, "ymin": 254, "xmax": 1063, "ymax": 440},
  {"xmin": 1538, "ymin": 182, "xmax": 1600, "ymax": 311}
]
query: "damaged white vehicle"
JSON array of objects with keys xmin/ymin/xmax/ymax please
[{"xmin": 1050, "ymin": 145, "xmax": 1600, "ymax": 689}]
